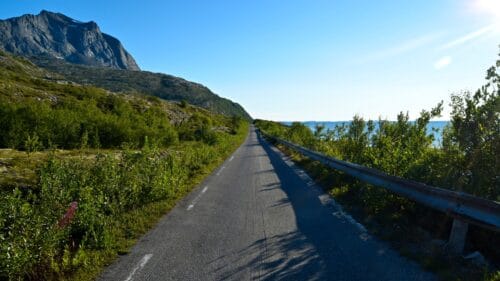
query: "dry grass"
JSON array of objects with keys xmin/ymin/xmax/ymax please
[{"xmin": 0, "ymin": 148, "xmax": 117, "ymax": 190}]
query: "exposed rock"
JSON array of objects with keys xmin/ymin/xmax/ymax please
[{"xmin": 0, "ymin": 10, "xmax": 140, "ymax": 70}]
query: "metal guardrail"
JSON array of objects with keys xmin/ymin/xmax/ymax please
[{"xmin": 259, "ymin": 130, "xmax": 500, "ymax": 253}]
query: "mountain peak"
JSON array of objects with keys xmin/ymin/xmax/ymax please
[
  {"xmin": 39, "ymin": 9, "xmax": 59, "ymax": 16},
  {"xmin": 0, "ymin": 11, "xmax": 140, "ymax": 70},
  {"xmin": 38, "ymin": 10, "xmax": 75, "ymax": 23}
]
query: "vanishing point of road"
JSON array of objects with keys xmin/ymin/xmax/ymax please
[{"xmin": 99, "ymin": 126, "xmax": 435, "ymax": 281}]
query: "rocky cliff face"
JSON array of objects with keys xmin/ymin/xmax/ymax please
[{"xmin": 0, "ymin": 10, "xmax": 140, "ymax": 70}]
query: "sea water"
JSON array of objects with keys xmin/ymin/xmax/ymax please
[{"xmin": 281, "ymin": 121, "xmax": 449, "ymax": 147}]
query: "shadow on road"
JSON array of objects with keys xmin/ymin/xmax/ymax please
[
  {"xmin": 255, "ymin": 134, "xmax": 359, "ymax": 281},
  {"xmin": 216, "ymin": 231, "xmax": 325, "ymax": 281},
  {"xmin": 208, "ymin": 132, "xmax": 433, "ymax": 281}
]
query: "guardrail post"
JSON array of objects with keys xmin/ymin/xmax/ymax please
[{"xmin": 447, "ymin": 218, "xmax": 468, "ymax": 254}]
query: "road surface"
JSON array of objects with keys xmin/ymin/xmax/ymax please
[{"xmin": 99, "ymin": 126, "xmax": 435, "ymax": 281}]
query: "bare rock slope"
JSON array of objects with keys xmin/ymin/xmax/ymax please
[{"xmin": 0, "ymin": 10, "xmax": 140, "ymax": 70}]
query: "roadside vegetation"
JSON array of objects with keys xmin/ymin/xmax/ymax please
[
  {"xmin": 255, "ymin": 51, "xmax": 499, "ymax": 280},
  {"xmin": 0, "ymin": 51, "xmax": 249, "ymax": 280}
]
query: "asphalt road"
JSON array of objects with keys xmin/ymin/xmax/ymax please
[{"xmin": 99, "ymin": 126, "xmax": 435, "ymax": 281}]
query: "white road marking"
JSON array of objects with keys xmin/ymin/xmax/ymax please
[
  {"xmin": 216, "ymin": 166, "xmax": 225, "ymax": 176},
  {"xmin": 124, "ymin": 254, "xmax": 153, "ymax": 281},
  {"xmin": 229, "ymin": 155, "xmax": 234, "ymax": 162},
  {"xmin": 187, "ymin": 186, "xmax": 209, "ymax": 211}
]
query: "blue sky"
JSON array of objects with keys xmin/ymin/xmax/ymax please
[{"xmin": 1, "ymin": 0, "xmax": 499, "ymax": 121}]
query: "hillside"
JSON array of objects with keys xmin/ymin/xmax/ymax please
[
  {"xmin": 0, "ymin": 50, "xmax": 243, "ymax": 150},
  {"xmin": 0, "ymin": 10, "xmax": 139, "ymax": 70},
  {"xmin": 32, "ymin": 56, "xmax": 252, "ymax": 119},
  {"xmin": 0, "ymin": 10, "xmax": 251, "ymax": 120},
  {"xmin": 0, "ymin": 50, "xmax": 250, "ymax": 280}
]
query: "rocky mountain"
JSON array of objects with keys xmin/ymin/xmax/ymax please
[
  {"xmin": 0, "ymin": 10, "xmax": 251, "ymax": 119},
  {"xmin": 0, "ymin": 10, "xmax": 140, "ymax": 70}
]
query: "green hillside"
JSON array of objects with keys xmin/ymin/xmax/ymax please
[
  {"xmin": 0, "ymin": 50, "xmax": 249, "ymax": 280},
  {"xmin": 32, "ymin": 56, "xmax": 252, "ymax": 120},
  {"xmin": 0, "ymin": 50, "xmax": 246, "ymax": 151}
]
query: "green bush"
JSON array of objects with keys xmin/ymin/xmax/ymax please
[
  {"xmin": 255, "ymin": 51, "xmax": 500, "ymax": 269},
  {"xmin": 256, "ymin": 51, "xmax": 499, "ymax": 202},
  {"xmin": 0, "ymin": 121, "xmax": 248, "ymax": 280},
  {"xmin": 0, "ymin": 51, "xmax": 251, "ymax": 279},
  {"xmin": 0, "ymin": 92, "xmax": 179, "ymax": 150}
]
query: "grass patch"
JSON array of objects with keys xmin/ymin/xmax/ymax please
[{"xmin": 0, "ymin": 148, "xmax": 118, "ymax": 190}]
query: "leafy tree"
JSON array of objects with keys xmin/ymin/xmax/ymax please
[
  {"xmin": 443, "ymin": 51, "xmax": 499, "ymax": 200},
  {"xmin": 287, "ymin": 122, "xmax": 315, "ymax": 147}
]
